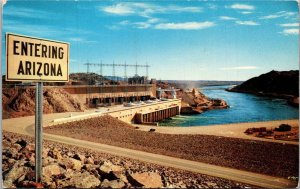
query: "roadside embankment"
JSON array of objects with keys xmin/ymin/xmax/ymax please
[
  {"xmin": 45, "ymin": 115, "xmax": 299, "ymax": 179},
  {"xmin": 3, "ymin": 131, "xmax": 250, "ymax": 188}
]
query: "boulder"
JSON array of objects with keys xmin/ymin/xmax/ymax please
[
  {"xmin": 43, "ymin": 157, "xmax": 57, "ymax": 167},
  {"xmin": 4, "ymin": 163, "xmax": 29, "ymax": 188},
  {"xmin": 60, "ymin": 171, "xmax": 101, "ymax": 188},
  {"xmin": 43, "ymin": 164, "xmax": 64, "ymax": 178},
  {"xmin": 73, "ymin": 153, "xmax": 85, "ymax": 162},
  {"xmin": 99, "ymin": 161, "xmax": 124, "ymax": 174},
  {"xmin": 6, "ymin": 148, "xmax": 19, "ymax": 159},
  {"xmin": 127, "ymin": 172, "xmax": 163, "ymax": 188},
  {"xmin": 12, "ymin": 143, "xmax": 22, "ymax": 151},
  {"xmin": 101, "ymin": 179, "xmax": 126, "ymax": 188},
  {"xmin": 85, "ymin": 156, "xmax": 94, "ymax": 165},
  {"xmin": 52, "ymin": 148, "xmax": 63, "ymax": 160},
  {"xmin": 62, "ymin": 158, "xmax": 82, "ymax": 171},
  {"xmin": 24, "ymin": 143, "xmax": 35, "ymax": 153}
]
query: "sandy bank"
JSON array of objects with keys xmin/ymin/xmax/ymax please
[{"xmin": 136, "ymin": 119, "xmax": 299, "ymax": 145}]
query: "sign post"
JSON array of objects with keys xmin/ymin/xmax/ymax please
[
  {"xmin": 6, "ymin": 33, "xmax": 69, "ymax": 183},
  {"xmin": 35, "ymin": 82, "xmax": 43, "ymax": 182}
]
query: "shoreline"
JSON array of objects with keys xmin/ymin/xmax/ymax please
[{"xmin": 135, "ymin": 119, "xmax": 299, "ymax": 145}]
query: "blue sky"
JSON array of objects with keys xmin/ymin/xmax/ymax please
[{"xmin": 2, "ymin": 0, "xmax": 299, "ymax": 81}]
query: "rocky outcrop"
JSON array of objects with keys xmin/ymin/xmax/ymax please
[
  {"xmin": 157, "ymin": 81, "xmax": 229, "ymax": 114},
  {"xmin": 2, "ymin": 87, "xmax": 85, "ymax": 119},
  {"xmin": 228, "ymin": 70, "xmax": 299, "ymax": 105},
  {"xmin": 3, "ymin": 131, "xmax": 251, "ymax": 188},
  {"xmin": 179, "ymin": 88, "xmax": 229, "ymax": 114}
]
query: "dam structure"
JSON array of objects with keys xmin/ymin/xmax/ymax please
[
  {"xmin": 60, "ymin": 84, "xmax": 155, "ymax": 107},
  {"xmin": 51, "ymin": 61, "xmax": 181, "ymax": 125}
]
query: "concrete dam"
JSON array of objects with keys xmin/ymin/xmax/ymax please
[{"xmin": 51, "ymin": 84, "xmax": 181, "ymax": 124}]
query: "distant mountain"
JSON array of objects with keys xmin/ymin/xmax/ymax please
[
  {"xmin": 165, "ymin": 80, "xmax": 243, "ymax": 89},
  {"xmin": 69, "ymin": 73, "xmax": 118, "ymax": 85},
  {"xmin": 228, "ymin": 70, "xmax": 299, "ymax": 98}
]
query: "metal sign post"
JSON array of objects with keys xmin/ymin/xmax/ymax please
[{"xmin": 35, "ymin": 82, "xmax": 43, "ymax": 182}]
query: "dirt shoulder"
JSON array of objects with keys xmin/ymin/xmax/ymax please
[{"xmin": 44, "ymin": 115, "xmax": 299, "ymax": 179}]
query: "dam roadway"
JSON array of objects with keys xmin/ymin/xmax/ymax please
[{"xmin": 2, "ymin": 111, "xmax": 297, "ymax": 188}]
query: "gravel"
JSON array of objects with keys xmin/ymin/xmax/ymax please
[
  {"xmin": 3, "ymin": 131, "xmax": 252, "ymax": 188},
  {"xmin": 45, "ymin": 115, "xmax": 299, "ymax": 179}
]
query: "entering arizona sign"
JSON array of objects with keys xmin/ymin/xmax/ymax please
[{"xmin": 6, "ymin": 33, "xmax": 69, "ymax": 82}]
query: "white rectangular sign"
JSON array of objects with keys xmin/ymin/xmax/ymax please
[{"xmin": 6, "ymin": 33, "xmax": 69, "ymax": 82}]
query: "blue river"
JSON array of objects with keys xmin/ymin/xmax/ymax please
[{"xmin": 159, "ymin": 85, "xmax": 299, "ymax": 127}]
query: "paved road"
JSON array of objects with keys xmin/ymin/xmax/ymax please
[{"xmin": 2, "ymin": 112, "xmax": 298, "ymax": 188}]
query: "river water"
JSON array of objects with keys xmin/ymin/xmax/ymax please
[{"xmin": 159, "ymin": 85, "xmax": 299, "ymax": 127}]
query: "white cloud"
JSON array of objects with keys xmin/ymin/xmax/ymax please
[
  {"xmin": 134, "ymin": 22, "xmax": 151, "ymax": 29},
  {"xmin": 102, "ymin": 3, "xmax": 134, "ymax": 15},
  {"xmin": 260, "ymin": 15, "xmax": 281, "ymax": 19},
  {"xmin": 236, "ymin": 21, "xmax": 260, "ymax": 26},
  {"xmin": 279, "ymin": 23, "xmax": 299, "ymax": 27},
  {"xmin": 119, "ymin": 20, "xmax": 130, "ymax": 25},
  {"xmin": 68, "ymin": 37, "xmax": 97, "ymax": 44},
  {"xmin": 154, "ymin": 21, "xmax": 215, "ymax": 30},
  {"xmin": 220, "ymin": 66, "xmax": 259, "ymax": 70},
  {"xmin": 101, "ymin": 3, "xmax": 202, "ymax": 17},
  {"xmin": 228, "ymin": 4, "xmax": 254, "ymax": 10},
  {"xmin": 240, "ymin": 11, "xmax": 252, "ymax": 14},
  {"xmin": 114, "ymin": 17, "xmax": 161, "ymax": 30},
  {"xmin": 260, "ymin": 11, "xmax": 298, "ymax": 20},
  {"xmin": 219, "ymin": 16, "xmax": 237, "ymax": 20},
  {"xmin": 280, "ymin": 28, "xmax": 299, "ymax": 35}
]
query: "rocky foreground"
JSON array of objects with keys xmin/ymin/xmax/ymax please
[{"xmin": 2, "ymin": 132, "xmax": 250, "ymax": 188}]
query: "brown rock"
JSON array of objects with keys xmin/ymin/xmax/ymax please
[
  {"xmin": 85, "ymin": 156, "xmax": 94, "ymax": 165},
  {"xmin": 52, "ymin": 148, "xmax": 63, "ymax": 160},
  {"xmin": 73, "ymin": 153, "xmax": 85, "ymax": 162},
  {"xmin": 43, "ymin": 157, "xmax": 57, "ymax": 167},
  {"xmin": 61, "ymin": 171, "xmax": 101, "ymax": 188},
  {"xmin": 62, "ymin": 158, "xmax": 82, "ymax": 170},
  {"xmin": 101, "ymin": 179, "xmax": 126, "ymax": 188},
  {"xmin": 99, "ymin": 161, "xmax": 123, "ymax": 174},
  {"xmin": 127, "ymin": 172, "xmax": 163, "ymax": 188},
  {"xmin": 43, "ymin": 164, "xmax": 64, "ymax": 178},
  {"xmin": 4, "ymin": 162, "xmax": 29, "ymax": 188}
]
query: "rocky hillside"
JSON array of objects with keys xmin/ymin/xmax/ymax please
[
  {"xmin": 69, "ymin": 73, "xmax": 119, "ymax": 85},
  {"xmin": 228, "ymin": 70, "xmax": 299, "ymax": 97},
  {"xmin": 228, "ymin": 70, "xmax": 299, "ymax": 107},
  {"xmin": 157, "ymin": 82, "xmax": 229, "ymax": 114},
  {"xmin": 3, "ymin": 131, "xmax": 250, "ymax": 188},
  {"xmin": 2, "ymin": 87, "xmax": 85, "ymax": 119}
]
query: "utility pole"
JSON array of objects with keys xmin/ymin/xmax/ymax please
[
  {"xmin": 124, "ymin": 61, "xmax": 127, "ymax": 82},
  {"xmin": 100, "ymin": 60, "xmax": 103, "ymax": 84},
  {"xmin": 146, "ymin": 62, "xmax": 149, "ymax": 80},
  {"xmin": 112, "ymin": 61, "xmax": 116, "ymax": 84}
]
